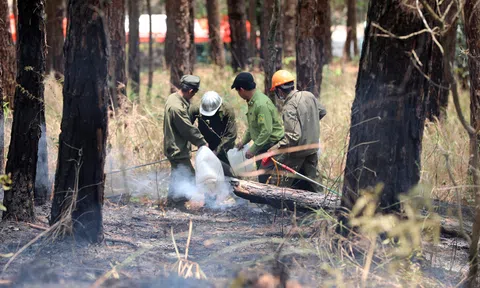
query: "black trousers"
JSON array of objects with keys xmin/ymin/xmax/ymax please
[{"xmin": 255, "ymin": 142, "xmax": 277, "ymax": 184}]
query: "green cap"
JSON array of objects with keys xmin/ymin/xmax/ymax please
[{"xmin": 181, "ymin": 75, "xmax": 200, "ymax": 90}]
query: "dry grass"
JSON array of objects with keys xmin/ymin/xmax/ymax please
[{"xmin": 13, "ymin": 61, "xmax": 471, "ymax": 204}]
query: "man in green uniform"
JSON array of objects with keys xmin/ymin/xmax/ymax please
[
  {"xmin": 163, "ymin": 75, "xmax": 207, "ymax": 205},
  {"xmin": 189, "ymin": 91, "xmax": 237, "ymax": 166},
  {"xmin": 231, "ymin": 72, "xmax": 284, "ymax": 183},
  {"xmin": 268, "ymin": 70, "xmax": 327, "ymax": 192}
]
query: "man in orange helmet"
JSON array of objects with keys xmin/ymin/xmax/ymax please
[{"xmin": 268, "ymin": 70, "xmax": 327, "ymax": 192}]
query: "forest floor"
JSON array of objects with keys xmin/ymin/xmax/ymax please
[
  {"xmin": 0, "ymin": 61, "xmax": 476, "ymax": 287},
  {"xmin": 0, "ymin": 179, "xmax": 473, "ymax": 287}
]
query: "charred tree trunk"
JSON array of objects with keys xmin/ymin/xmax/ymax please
[
  {"xmin": 283, "ymin": 0, "xmax": 296, "ymax": 62},
  {"xmin": 34, "ymin": 119, "xmax": 49, "ymax": 205},
  {"xmin": 50, "ymin": 0, "xmax": 109, "ymax": 243},
  {"xmin": 0, "ymin": 0, "xmax": 16, "ymax": 111},
  {"xmin": 147, "ymin": 0, "xmax": 153, "ymax": 100},
  {"xmin": 207, "ymin": 0, "xmax": 226, "ymax": 67},
  {"xmin": 465, "ymin": 0, "xmax": 480, "ymax": 285},
  {"xmin": 189, "ymin": 1, "xmax": 196, "ymax": 70},
  {"xmin": 170, "ymin": 0, "xmax": 193, "ymax": 91},
  {"xmin": 233, "ymin": 179, "xmax": 337, "ymax": 212},
  {"xmin": 340, "ymin": 1, "xmax": 433, "ymax": 217},
  {"xmin": 262, "ymin": 0, "xmax": 283, "ymax": 74},
  {"xmin": 264, "ymin": 0, "xmax": 282, "ymax": 101},
  {"xmin": 248, "ymin": 0, "xmax": 257, "ymax": 68},
  {"xmin": 106, "ymin": 0, "xmax": 126, "ymax": 109},
  {"xmin": 296, "ymin": 0, "xmax": 330, "ymax": 98},
  {"xmin": 165, "ymin": 0, "xmax": 175, "ymax": 69},
  {"xmin": 227, "ymin": 0, "xmax": 248, "ymax": 71},
  {"xmin": 128, "ymin": 0, "xmax": 140, "ymax": 98},
  {"xmin": 3, "ymin": 0, "xmax": 46, "ymax": 221},
  {"xmin": 343, "ymin": 0, "xmax": 358, "ymax": 61},
  {"xmin": 46, "ymin": 0, "xmax": 64, "ymax": 75},
  {"xmin": 426, "ymin": 1, "xmax": 457, "ymax": 122}
]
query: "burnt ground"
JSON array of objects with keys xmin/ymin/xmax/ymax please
[{"xmin": 0, "ymin": 171, "xmax": 473, "ymax": 287}]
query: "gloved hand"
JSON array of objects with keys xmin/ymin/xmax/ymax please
[
  {"xmin": 245, "ymin": 149, "xmax": 254, "ymax": 159},
  {"xmin": 235, "ymin": 142, "xmax": 244, "ymax": 150}
]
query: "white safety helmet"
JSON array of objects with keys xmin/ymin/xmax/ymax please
[{"xmin": 200, "ymin": 91, "xmax": 223, "ymax": 117}]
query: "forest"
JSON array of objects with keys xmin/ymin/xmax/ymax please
[{"xmin": 0, "ymin": 0, "xmax": 479, "ymax": 287}]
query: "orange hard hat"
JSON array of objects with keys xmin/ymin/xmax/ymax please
[{"xmin": 270, "ymin": 70, "xmax": 295, "ymax": 91}]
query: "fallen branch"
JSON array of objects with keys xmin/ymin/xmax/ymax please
[{"xmin": 232, "ymin": 179, "xmax": 339, "ymax": 212}]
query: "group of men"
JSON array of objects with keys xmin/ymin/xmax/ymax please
[{"xmin": 163, "ymin": 71, "xmax": 327, "ymax": 206}]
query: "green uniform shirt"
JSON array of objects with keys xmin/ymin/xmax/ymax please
[
  {"xmin": 242, "ymin": 90, "xmax": 284, "ymax": 154},
  {"xmin": 163, "ymin": 92, "xmax": 207, "ymax": 160}
]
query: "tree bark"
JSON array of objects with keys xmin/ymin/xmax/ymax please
[
  {"xmin": 232, "ymin": 179, "xmax": 338, "ymax": 212},
  {"xmin": 50, "ymin": 0, "xmax": 109, "ymax": 243},
  {"xmin": 128, "ymin": 0, "xmax": 140, "ymax": 98},
  {"xmin": 46, "ymin": 0, "xmax": 64, "ymax": 75},
  {"xmin": 169, "ymin": 0, "xmax": 193, "ymax": 92},
  {"xmin": 106, "ymin": 0, "xmax": 126, "ymax": 109},
  {"xmin": 189, "ymin": 1, "xmax": 196, "ymax": 70},
  {"xmin": 262, "ymin": 0, "xmax": 283, "ymax": 74},
  {"xmin": 342, "ymin": 0, "xmax": 357, "ymax": 61},
  {"xmin": 340, "ymin": 1, "xmax": 433, "ymax": 215},
  {"xmin": 283, "ymin": 0, "xmax": 296, "ymax": 60},
  {"xmin": 3, "ymin": 0, "xmax": 47, "ymax": 221},
  {"xmin": 147, "ymin": 0, "xmax": 153, "ymax": 100},
  {"xmin": 465, "ymin": 0, "xmax": 480, "ymax": 285},
  {"xmin": 264, "ymin": 0, "xmax": 282, "ymax": 102},
  {"xmin": 165, "ymin": 0, "xmax": 175, "ymax": 69},
  {"xmin": 207, "ymin": 0, "xmax": 226, "ymax": 67},
  {"xmin": 227, "ymin": 0, "xmax": 248, "ymax": 71},
  {"xmin": 425, "ymin": 1, "xmax": 457, "ymax": 122},
  {"xmin": 296, "ymin": 0, "xmax": 330, "ymax": 98},
  {"xmin": 34, "ymin": 120, "xmax": 50, "ymax": 205},
  {"xmin": 0, "ymin": 0, "xmax": 16, "ymax": 111},
  {"xmin": 248, "ymin": 0, "xmax": 257, "ymax": 68}
]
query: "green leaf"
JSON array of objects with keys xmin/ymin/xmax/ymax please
[{"xmin": 0, "ymin": 203, "xmax": 6, "ymax": 211}]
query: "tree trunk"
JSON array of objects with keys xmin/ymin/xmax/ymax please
[
  {"xmin": 50, "ymin": 0, "xmax": 109, "ymax": 243},
  {"xmin": 296, "ymin": 0, "xmax": 330, "ymax": 98},
  {"xmin": 207, "ymin": 0, "xmax": 226, "ymax": 67},
  {"xmin": 128, "ymin": 0, "xmax": 140, "ymax": 98},
  {"xmin": 465, "ymin": 0, "xmax": 480, "ymax": 285},
  {"xmin": 227, "ymin": 0, "xmax": 248, "ymax": 71},
  {"xmin": 189, "ymin": 1, "xmax": 196, "ymax": 70},
  {"xmin": 262, "ymin": 0, "xmax": 283, "ymax": 74},
  {"xmin": 147, "ymin": 0, "xmax": 153, "ymax": 100},
  {"xmin": 3, "ymin": 0, "xmax": 46, "ymax": 221},
  {"xmin": 248, "ymin": 0, "xmax": 257, "ymax": 68},
  {"xmin": 46, "ymin": 0, "xmax": 64, "ymax": 75},
  {"xmin": 165, "ymin": 0, "xmax": 175, "ymax": 69},
  {"xmin": 232, "ymin": 179, "xmax": 337, "ymax": 212},
  {"xmin": 425, "ymin": 1, "xmax": 457, "ymax": 122},
  {"xmin": 340, "ymin": 1, "xmax": 433, "ymax": 215},
  {"xmin": 342, "ymin": 0, "xmax": 357, "ymax": 61},
  {"xmin": 170, "ymin": 0, "xmax": 193, "ymax": 92},
  {"xmin": 106, "ymin": 0, "xmax": 126, "ymax": 109},
  {"xmin": 34, "ymin": 120, "xmax": 49, "ymax": 205},
  {"xmin": 323, "ymin": 1, "xmax": 332, "ymax": 65},
  {"xmin": 0, "ymin": 0, "xmax": 16, "ymax": 111},
  {"xmin": 264, "ymin": 0, "xmax": 282, "ymax": 102},
  {"xmin": 283, "ymin": 0, "xmax": 296, "ymax": 61}
]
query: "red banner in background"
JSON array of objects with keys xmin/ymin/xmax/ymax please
[{"xmin": 8, "ymin": 13, "xmax": 251, "ymax": 44}]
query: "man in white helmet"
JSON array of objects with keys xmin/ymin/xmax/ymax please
[{"xmin": 190, "ymin": 91, "xmax": 238, "ymax": 169}]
